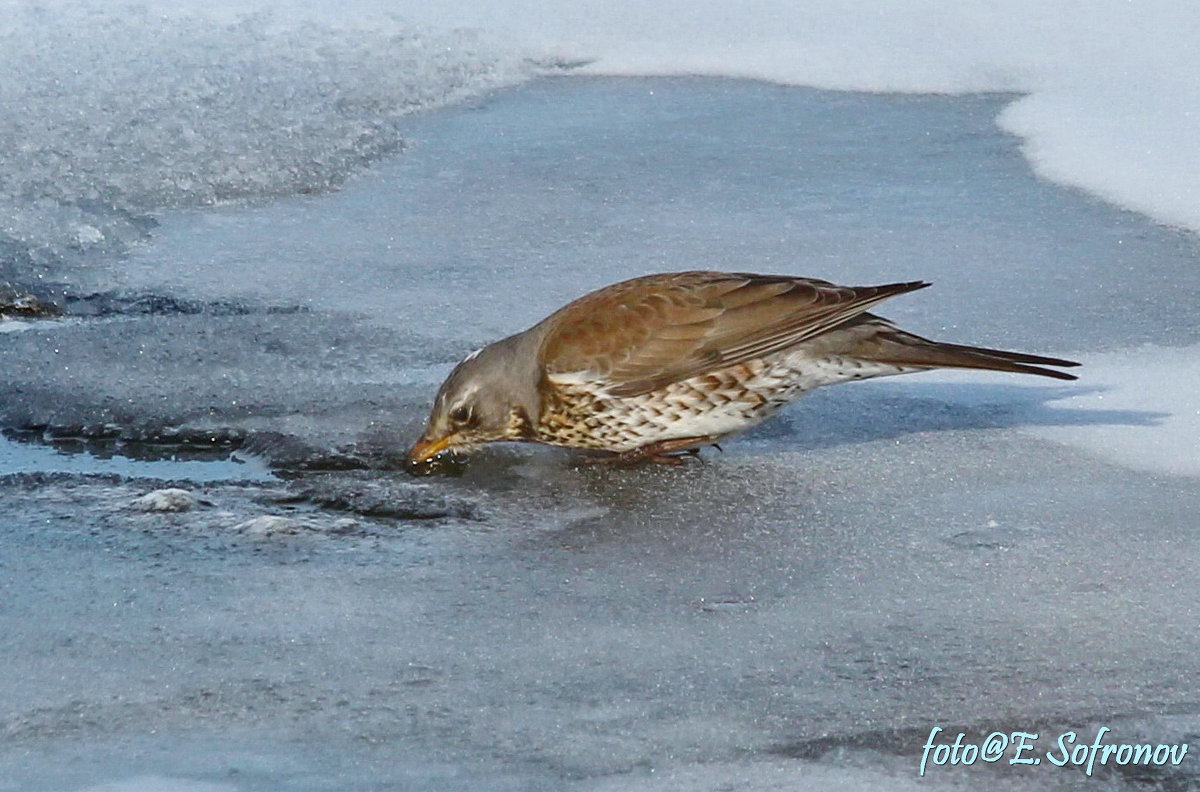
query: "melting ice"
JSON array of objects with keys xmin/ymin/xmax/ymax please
[{"xmin": 2, "ymin": 3, "xmax": 1200, "ymax": 792}]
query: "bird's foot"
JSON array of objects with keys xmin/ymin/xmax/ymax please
[{"xmin": 581, "ymin": 436, "xmax": 719, "ymax": 468}]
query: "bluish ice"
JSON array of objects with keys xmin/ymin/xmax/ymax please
[{"xmin": 2, "ymin": 4, "xmax": 1199, "ymax": 792}]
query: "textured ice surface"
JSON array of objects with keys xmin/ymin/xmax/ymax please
[
  {"xmin": 3, "ymin": 78, "xmax": 1198, "ymax": 486},
  {"xmin": 6, "ymin": 0, "xmax": 1196, "ymax": 274},
  {"xmin": 3, "ymin": 77, "xmax": 1200, "ymax": 791},
  {"xmin": 0, "ymin": 3, "xmax": 536, "ymax": 291},
  {"xmin": 4, "ymin": 437, "xmax": 1200, "ymax": 791},
  {"xmin": 8, "ymin": 79, "xmax": 1194, "ymax": 467},
  {"xmin": 106, "ymin": 0, "xmax": 1200, "ymax": 235}
]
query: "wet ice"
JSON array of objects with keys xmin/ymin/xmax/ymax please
[{"xmin": 2, "ymin": 9, "xmax": 1200, "ymax": 792}]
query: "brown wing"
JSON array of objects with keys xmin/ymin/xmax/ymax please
[{"xmin": 535, "ymin": 271, "xmax": 929, "ymax": 397}]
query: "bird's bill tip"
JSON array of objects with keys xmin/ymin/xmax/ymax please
[
  {"xmin": 407, "ymin": 434, "xmax": 456, "ymax": 465},
  {"xmin": 407, "ymin": 433, "xmax": 474, "ymax": 477}
]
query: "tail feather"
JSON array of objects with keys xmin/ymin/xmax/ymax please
[{"xmin": 848, "ymin": 327, "xmax": 1081, "ymax": 381}]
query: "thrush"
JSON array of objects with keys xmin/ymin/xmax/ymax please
[{"xmin": 407, "ymin": 271, "xmax": 1079, "ymax": 473}]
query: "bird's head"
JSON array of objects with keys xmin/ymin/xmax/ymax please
[{"xmin": 407, "ymin": 334, "xmax": 540, "ymax": 474}]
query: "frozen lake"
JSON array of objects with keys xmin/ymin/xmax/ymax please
[{"xmin": 3, "ymin": 76, "xmax": 1199, "ymax": 791}]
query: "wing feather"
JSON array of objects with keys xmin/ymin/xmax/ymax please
[{"xmin": 536, "ymin": 271, "xmax": 930, "ymax": 397}]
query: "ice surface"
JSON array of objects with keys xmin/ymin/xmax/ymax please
[
  {"xmin": 431, "ymin": 0, "xmax": 1200, "ymax": 235},
  {"xmin": 73, "ymin": 779, "xmax": 235, "ymax": 792},
  {"xmin": 0, "ymin": 3, "xmax": 537, "ymax": 290},
  {"xmin": 106, "ymin": 81, "xmax": 1200, "ymax": 347},
  {"xmin": 3, "ymin": 75, "xmax": 1200, "ymax": 791},
  {"xmin": 6, "ymin": 79, "xmax": 1197, "ymax": 474},
  {"xmin": 4, "ymin": 0, "xmax": 1196, "ymax": 292},
  {"xmin": 4, "ymin": 1, "xmax": 1200, "ymax": 786},
  {"xmin": 95, "ymin": 0, "xmax": 1200, "ymax": 235},
  {"xmin": 4, "ymin": 434, "xmax": 1200, "ymax": 791},
  {"xmin": 0, "ymin": 432, "xmax": 274, "ymax": 482}
]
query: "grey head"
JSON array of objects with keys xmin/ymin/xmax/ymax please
[{"xmin": 407, "ymin": 329, "xmax": 544, "ymax": 470}]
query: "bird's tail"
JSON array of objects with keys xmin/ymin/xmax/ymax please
[{"xmin": 845, "ymin": 324, "xmax": 1081, "ymax": 380}]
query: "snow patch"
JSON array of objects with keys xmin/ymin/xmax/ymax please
[
  {"xmin": 911, "ymin": 344, "xmax": 1200, "ymax": 478},
  {"xmin": 1026, "ymin": 344, "xmax": 1200, "ymax": 478},
  {"xmin": 130, "ymin": 488, "xmax": 198, "ymax": 512},
  {"xmin": 232, "ymin": 515, "xmax": 313, "ymax": 536},
  {"xmin": 437, "ymin": 0, "xmax": 1200, "ymax": 234},
  {"xmin": 0, "ymin": 3, "xmax": 536, "ymax": 282}
]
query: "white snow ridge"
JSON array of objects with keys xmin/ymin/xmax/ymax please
[{"xmin": 130, "ymin": 488, "xmax": 197, "ymax": 512}]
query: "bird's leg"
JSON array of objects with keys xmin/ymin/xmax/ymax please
[{"xmin": 583, "ymin": 436, "xmax": 719, "ymax": 467}]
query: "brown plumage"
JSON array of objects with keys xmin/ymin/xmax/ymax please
[{"xmin": 408, "ymin": 271, "xmax": 1079, "ymax": 472}]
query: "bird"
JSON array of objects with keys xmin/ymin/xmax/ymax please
[{"xmin": 407, "ymin": 271, "xmax": 1079, "ymax": 473}]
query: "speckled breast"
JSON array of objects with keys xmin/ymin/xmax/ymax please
[
  {"xmin": 538, "ymin": 358, "xmax": 785, "ymax": 452},
  {"xmin": 536, "ymin": 352, "xmax": 915, "ymax": 453}
]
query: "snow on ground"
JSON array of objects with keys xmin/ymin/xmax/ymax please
[
  {"xmin": 416, "ymin": 0, "xmax": 1200, "ymax": 235},
  {"xmin": 1026, "ymin": 344, "xmax": 1200, "ymax": 478},
  {"xmin": 906, "ymin": 345, "xmax": 1200, "ymax": 480},
  {"xmin": 3, "ymin": 3, "xmax": 1199, "ymax": 791},
  {"xmin": 0, "ymin": 3, "xmax": 537, "ymax": 287},
  {"xmin": 3, "ymin": 0, "xmax": 1198, "ymax": 284},
  {"xmin": 46, "ymin": 0, "xmax": 1194, "ymax": 237}
]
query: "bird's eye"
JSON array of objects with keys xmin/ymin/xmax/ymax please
[{"xmin": 449, "ymin": 405, "xmax": 472, "ymax": 424}]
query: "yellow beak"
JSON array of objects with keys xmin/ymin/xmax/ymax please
[{"xmin": 407, "ymin": 433, "xmax": 457, "ymax": 464}]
